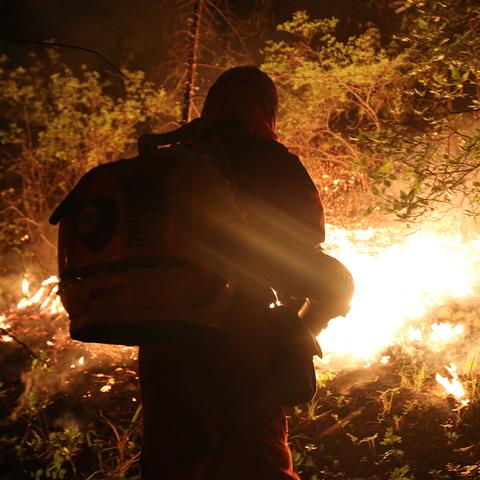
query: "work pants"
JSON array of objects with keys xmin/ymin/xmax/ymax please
[{"xmin": 138, "ymin": 295, "xmax": 300, "ymax": 480}]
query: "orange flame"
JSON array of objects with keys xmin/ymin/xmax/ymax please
[
  {"xmin": 435, "ymin": 363, "xmax": 469, "ymax": 405},
  {"xmin": 17, "ymin": 275, "xmax": 64, "ymax": 314},
  {"xmin": 318, "ymin": 226, "xmax": 480, "ymax": 362},
  {"xmin": 7, "ymin": 223, "xmax": 479, "ymax": 408}
]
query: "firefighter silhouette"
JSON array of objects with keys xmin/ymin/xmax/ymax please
[{"xmin": 139, "ymin": 66, "xmax": 353, "ymax": 480}]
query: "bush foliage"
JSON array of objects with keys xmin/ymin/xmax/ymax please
[
  {"xmin": 0, "ymin": 51, "xmax": 175, "ymax": 269},
  {"xmin": 1, "ymin": 1, "xmax": 480, "ymax": 266},
  {"xmin": 261, "ymin": 1, "xmax": 480, "ymax": 223}
]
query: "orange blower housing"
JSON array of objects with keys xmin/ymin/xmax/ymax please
[{"xmin": 49, "ymin": 146, "xmax": 236, "ymax": 345}]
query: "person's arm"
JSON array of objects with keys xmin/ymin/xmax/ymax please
[{"xmin": 249, "ymin": 143, "xmax": 354, "ymax": 333}]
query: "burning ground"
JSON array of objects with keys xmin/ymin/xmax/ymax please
[{"xmin": 2, "ymin": 223, "xmax": 480, "ymax": 479}]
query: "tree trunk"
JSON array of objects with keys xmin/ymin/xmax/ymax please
[{"xmin": 181, "ymin": 0, "xmax": 205, "ymax": 124}]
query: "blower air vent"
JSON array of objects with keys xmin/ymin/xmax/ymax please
[{"xmin": 127, "ymin": 212, "xmax": 165, "ymax": 247}]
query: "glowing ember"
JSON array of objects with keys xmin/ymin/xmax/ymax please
[
  {"xmin": 318, "ymin": 226, "xmax": 480, "ymax": 362},
  {"xmin": 435, "ymin": 363, "xmax": 469, "ymax": 405},
  {"xmin": 100, "ymin": 378, "xmax": 115, "ymax": 393},
  {"xmin": 21, "ymin": 277, "xmax": 30, "ymax": 296},
  {"xmin": 0, "ymin": 314, "xmax": 12, "ymax": 342}
]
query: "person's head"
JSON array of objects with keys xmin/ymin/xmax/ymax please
[{"xmin": 201, "ymin": 66, "xmax": 278, "ymax": 140}]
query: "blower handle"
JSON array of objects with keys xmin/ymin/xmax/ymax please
[{"xmin": 137, "ymin": 118, "xmax": 203, "ymax": 154}]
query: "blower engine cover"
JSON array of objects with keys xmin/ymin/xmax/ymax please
[{"xmin": 49, "ymin": 145, "xmax": 242, "ymax": 345}]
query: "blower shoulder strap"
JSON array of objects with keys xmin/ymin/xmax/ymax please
[{"xmin": 138, "ymin": 119, "xmax": 237, "ymax": 192}]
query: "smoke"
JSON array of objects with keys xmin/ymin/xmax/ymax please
[
  {"xmin": 0, "ymin": 272, "xmax": 138, "ymax": 427},
  {"xmin": 0, "ymin": 274, "xmax": 22, "ymax": 311},
  {"xmin": 424, "ymin": 296, "xmax": 480, "ymax": 373}
]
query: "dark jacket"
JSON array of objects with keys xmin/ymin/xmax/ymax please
[{"xmin": 139, "ymin": 127, "xmax": 322, "ymax": 480}]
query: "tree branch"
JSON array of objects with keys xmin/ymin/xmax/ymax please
[{"xmin": 0, "ymin": 327, "xmax": 38, "ymax": 359}]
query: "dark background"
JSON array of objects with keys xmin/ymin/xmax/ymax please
[{"xmin": 0, "ymin": 0, "xmax": 398, "ymax": 78}]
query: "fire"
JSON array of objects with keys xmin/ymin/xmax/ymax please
[
  {"xmin": 435, "ymin": 363, "xmax": 469, "ymax": 405},
  {"xmin": 99, "ymin": 376, "xmax": 115, "ymax": 393},
  {"xmin": 13, "ymin": 226, "xmax": 477, "ymax": 365},
  {"xmin": 404, "ymin": 323, "xmax": 465, "ymax": 347},
  {"xmin": 0, "ymin": 313, "xmax": 12, "ymax": 342},
  {"xmin": 429, "ymin": 322, "xmax": 464, "ymax": 346},
  {"xmin": 21, "ymin": 277, "xmax": 30, "ymax": 296},
  {"xmin": 16, "ymin": 275, "xmax": 64, "ymax": 315},
  {"xmin": 70, "ymin": 356, "xmax": 86, "ymax": 369},
  {"xmin": 8, "ymin": 274, "xmax": 136, "ymax": 369},
  {"xmin": 100, "ymin": 384, "xmax": 113, "ymax": 393},
  {"xmin": 318, "ymin": 225, "xmax": 480, "ymax": 362},
  {"xmin": 5, "ymin": 222, "xmax": 478, "ymax": 410}
]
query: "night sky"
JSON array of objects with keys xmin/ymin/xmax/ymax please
[{"xmin": 0, "ymin": 0, "xmax": 397, "ymax": 79}]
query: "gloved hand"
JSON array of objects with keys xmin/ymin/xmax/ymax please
[
  {"xmin": 298, "ymin": 297, "xmax": 345, "ymax": 335},
  {"xmin": 297, "ymin": 253, "xmax": 354, "ymax": 335}
]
